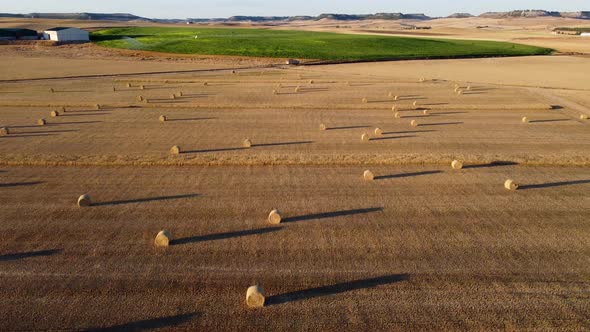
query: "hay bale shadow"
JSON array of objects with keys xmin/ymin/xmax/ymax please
[
  {"xmin": 265, "ymin": 274, "xmax": 409, "ymax": 306},
  {"xmin": 374, "ymin": 170, "xmax": 442, "ymax": 180},
  {"xmin": 92, "ymin": 193, "xmax": 201, "ymax": 207},
  {"xmin": 84, "ymin": 312, "xmax": 200, "ymax": 331},
  {"xmin": 171, "ymin": 227, "xmax": 283, "ymax": 246},
  {"xmin": 0, "ymin": 249, "xmax": 62, "ymax": 262},
  {"xmin": 520, "ymin": 179, "xmax": 590, "ymax": 190},
  {"xmin": 282, "ymin": 207, "xmax": 383, "ymax": 223},
  {"xmin": 0, "ymin": 181, "xmax": 44, "ymax": 188}
]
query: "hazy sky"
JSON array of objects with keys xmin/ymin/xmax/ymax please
[{"xmin": 3, "ymin": 0, "xmax": 588, "ymax": 19}]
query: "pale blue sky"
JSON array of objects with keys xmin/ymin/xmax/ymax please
[{"xmin": 2, "ymin": 0, "xmax": 588, "ymax": 19}]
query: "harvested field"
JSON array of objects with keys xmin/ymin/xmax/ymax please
[{"xmin": 0, "ymin": 42, "xmax": 589, "ymax": 330}]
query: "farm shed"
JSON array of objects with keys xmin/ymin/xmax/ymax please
[
  {"xmin": 581, "ymin": 33, "xmax": 590, "ymax": 37},
  {"xmin": 43, "ymin": 27, "xmax": 89, "ymax": 41},
  {"xmin": 0, "ymin": 28, "xmax": 38, "ymax": 40}
]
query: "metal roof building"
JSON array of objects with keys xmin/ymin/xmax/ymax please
[
  {"xmin": 43, "ymin": 27, "xmax": 89, "ymax": 42},
  {"xmin": 0, "ymin": 28, "xmax": 38, "ymax": 40}
]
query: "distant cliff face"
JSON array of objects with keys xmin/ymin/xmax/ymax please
[{"xmin": 479, "ymin": 10, "xmax": 590, "ymax": 19}]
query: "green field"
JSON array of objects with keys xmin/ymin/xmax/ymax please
[{"xmin": 92, "ymin": 27, "xmax": 552, "ymax": 61}]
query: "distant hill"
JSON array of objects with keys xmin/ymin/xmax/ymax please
[
  {"xmin": 479, "ymin": 10, "xmax": 590, "ymax": 19},
  {"xmin": 1, "ymin": 10, "xmax": 589, "ymax": 23}
]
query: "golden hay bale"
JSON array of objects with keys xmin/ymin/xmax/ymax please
[
  {"xmin": 126, "ymin": 83, "xmax": 132, "ymax": 88},
  {"xmin": 394, "ymin": 112, "xmax": 401, "ymax": 119},
  {"xmin": 171, "ymin": 94, "xmax": 176, "ymax": 99},
  {"xmin": 419, "ymin": 78, "xmax": 425, "ymax": 83},
  {"xmin": 504, "ymin": 179, "xmax": 519, "ymax": 191},
  {"xmin": 309, "ymin": 79, "xmax": 314, "ymax": 84},
  {"xmin": 451, "ymin": 160, "xmax": 463, "ymax": 170},
  {"xmin": 154, "ymin": 230, "xmax": 172, "ymax": 247},
  {"xmin": 393, "ymin": 95, "xmax": 399, "ymax": 101},
  {"xmin": 413, "ymin": 101, "xmax": 418, "ymax": 107},
  {"xmin": 243, "ymin": 138, "xmax": 252, "ymax": 148},
  {"xmin": 159, "ymin": 115, "xmax": 167, "ymax": 122},
  {"xmin": 423, "ymin": 109, "xmax": 429, "ymax": 115},
  {"xmin": 580, "ymin": 114, "xmax": 588, "ymax": 120},
  {"xmin": 457, "ymin": 90, "xmax": 463, "ymax": 95},
  {"xmin": 391, "ymin": 105, "xmax": 397, "ymax": 112},
  {"xmin": 295, "ymin": 86, "xmax": 301, "ymax": 93},
  {"xmin": 273, "ymin": 89, "xmax": 279, "ymax": 95},
  {"xmin": 37, "ymin": 119, "xmax": 46, "ymax": 126},
  {"xmin": 140, "ymin": 85, "xmax": 145, "ymax": 90},
  {"xmin": 467, "ymin": 85, "xmax": 472, "ymax": 91},
  {"xmin": 522, "ymin": 117, "xmax": 529, "ymax": 123},
  {"xmin": 61, "ymin": 106, "xmax": 66, "ymax": 113},
  {"xmin": 361, "ymin": 133, "xmax": 370, "ymax": 142},
  {"xmin": 268, "ymin": 209, "xmax": 282, "ymax": 224},
  {"xmin": 0, "ymin": 127, "xmax": 9, "ymax": 136},
  {"xmin": 410, "ymin": 120, "xmax": 418, "ymax": 127},
  {"xmin": 319, "ymin": 123, "xmax": 327, "ymax": 131},
  {"xmin": 137, "ymin": 96, "xmax": 144, "ymax": 102},
  {"xmin": 362, "ymin": 98, "xmax": 368, "ymax": 103},
  {"xmin": 363, "ymin": 170, "xmax": 375, "ymax": 181},
  {"xmin": 170, "ymin": 145, "xmax": 181, "ymax": 155},
  {"xmin": 277, "ymin": 83, "xmax": 282, "ymax": 88},
  {"xmin": 454, "ymin": 87, "xmax": 459, "ymax": 92},
  {"xmin": 77, "ymin": 194, "xmax": 91, "ymax": 207},
  {"xmin": 177, "ymin": 91, "xmax": 183, "ymax": 97},
  {"xmin": 374, "ymin": 128, "xmax": 383, "ymax": 136},
  {"xmin": 95, "ymin": 104, "xmax": 101, "ymax": 110},
  {"xmin": 50, "ymin": 110, "xmax": 59, "ymax": 117},
  {"xmin": 246, "ymin": 285, "xmax": 265, "ymax": 308}
]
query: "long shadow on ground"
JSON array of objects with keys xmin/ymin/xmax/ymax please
[
  {"xmin": 374, "ymin": 170, "xmax": 442, "ymax": 180},
  {"xmin": 520, "ymin": 179, "xmax": 590, "ymax": 190},
  {"xmin": 463, "ymin": 161, "xmax": 519, "ymax": 169},
  {"xmin": 0, "ymin": 181, "xmax": 44, "ymax": 188},
  {"xmin": 370, "ymin": 135, "xmax": 416, "ymax": 141},
  {"xmin": 419, "ymin": 122, "xmax": 463, "ymax": 127},
  {"xmin": 172, "ymin": 227, "xmax": 283, "ymax": 246},
  {"xmin": 0, "ymin": 249, "xmax": 62, "ymax": 262},
  {"xmin": 92, "ymin": 193, "xmax": 201, "ymax": 207},
  {"xmin": 84, "ymin": 312, "xmax": 200, "ymax": 331},
  {"xmin": 265, "ymin": 274, "xmax": 409, "ymax": 306},
  {"xmin": 326, "ymin": 125, "xmax": 370, "ymax": 131},
  {"xmin": 282, "ymin": 207, "xmax": 383, "ymax": 223}
]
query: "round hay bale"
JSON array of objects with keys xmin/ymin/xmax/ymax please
[
  {"xmin": 268, "ymin": 209, "xmax": 282, "ymax": 224},
  {"xmin": 393, "ymin": 95, "xmax": 399, "ymax": 101},
  {"xmin": 37, "ymin": 119, "xmax": 46, "ymax": 126},
  {"xmin": 580, "ymin": 114, "xmax": 588, "ymax": 120},
  {"xmin": 95, "ymin": 104, "xmax": 101, "ymax": 110},
  {"xmin": 319, "ymin": 123, "xmax": 327, "ymax": 131},
  {"xmin": 413, "ymin": 101, "xmax": 418, "ymax": 107},
  {"xmin": 423, "ymin": 109, "xmax": 429, "ymax": 115},
  {"xmin": 159, "ymin": 115, "xmax": 167, "ymax": 122},
  {"xmin": 410, "ymin": 120, "xmax": 418, "ymax": 127},
  {"xmin": 137, "ymin": 96, "xmax": 144, "ymax": 102},
  {"xmin": 522, "ymin": 117, "xmax": 529, "ymax": 123},
  {"xmin": 374, "ymin": 127, "xmax": 383, "ymax": 136},
  {"xmin": 363, "ymin": 170, "xmax": 375, "ymax": 181},
  {"xmin": 309, "ymin": 80, "xmax": 314, "ymax": 84},
  {"xmin": 419, "ymin": 78, "xmax": 426, "ymax": 83},
  {"xmin": 457, "ymin": 90, "xmax": 463, "ymax": 95},
  {"xmin": 170, "ymin": 145, "xmax": 181, "ymax": 155},
  {"xmin": 361, "ymin": 133, "xmax": 370, "ymax": 142},
  {"xmin": 246, "ymin": 285, "xmax": 265, "ymax": 308},
  {"xmin": 126, "ymin": 83, "xmax": 132, "ymax": 88},
  {"xmin": 154, "ymin": 230, "xmax": 172, "ymax": 247},
  {"xmin": 388, "ymin": 92, "xmax": 394, "ymax": 98},
  {"xmin": 243, "ymin": 138, "xmax": 252, "ymax": 148},
  {"xmin": 277, "ymin": 83, "xmax": 282, "ymax": 88},
  {"xmin": 295, "ymin": 86, "xmax": 301, "ymax": 93},
  {"xmin": 171, "ymin": 94, "xmax": 176, "ymax": 99},
  {"xmin": 49, "ymin": 88, "xmax": 55, "ymax": 93},
  {"xmin": 362, "ymin": 98, "xmax": 368, "ymax": 104},
  {"xmin": 61, "ymin": 106, "xmax": 66, "ymax": 113},
  {"xmin": 140, "ymin": 85, "xmax": 145, "ymax": 90},
  {"xmin": 50, "ymin": 110, "xmax": 59, "ymax": 117},
  {"xmin": 178, "ymin": 91, "xmax": 183, "ymax": 97},
  {"xmin": 394, "ymin": 112, "xmax": 401, "ymax": 119},
  {"xmin": 467, "ymin": 85, "xmax": 472, "ymax": 91},
  {"xmin": 454, "ymin": 87, "xmax": 459, "ymax": 92},
  {"xmin": 273, "ymin": 89, "xmax": 279, "ymax": 95},
  {"xmin": 0, "ymin": 127, "xmax": 9, "ymax": 136},
  {"xmin": 451, "ymin": 160, "xmax": 463, "ymax": 170},
  {"xmin": 77, "ymin": 194, "xmax": 91, "ymax": 207},
  {"xmin": 391, "ymin": 105, "xmax": 397, "ymax": 112},
  {"xmin": 504, "ymin": 179, "xmax": 519, "ymax": 191}
]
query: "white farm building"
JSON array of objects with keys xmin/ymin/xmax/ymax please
[
  {"xmin": 43, "ymin": 27, "xmax": 89, "ymax": 42},
  {"xmin": 581, "ymin": 32, "xmax": 590, "ymax": 37}
]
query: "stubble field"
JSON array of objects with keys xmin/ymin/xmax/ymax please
[{"xmin": 0, "ymin": 46, "xmax": 589, "ymax": 330}]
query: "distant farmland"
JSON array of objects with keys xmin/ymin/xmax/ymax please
[{"xmin": 91, "ymin": 27, "xmax": 552, "ymax": 61}]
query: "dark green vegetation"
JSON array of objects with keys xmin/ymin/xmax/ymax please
[
  {"xmin": 92, "ymin": 27, "xmax": 552, "ymax": 61},
  {"xmin": 555, "ymin": 27, "xmax": 590, "ymax": 34}
]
